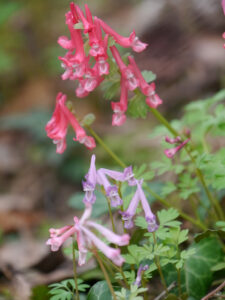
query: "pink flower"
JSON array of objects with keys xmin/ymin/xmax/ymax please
[
  {"xmin": 164, "ymin": 138, "xmax": 190, "ymax": 159},
  {"xmin": 82, "ymin": 65, "xmax": 104, "ymax": 93},
  {"xmin": 111, "ymin": 46, "xmax": 139, "ymax": 91},
  {"xmin": 97, "ymin": 18, "xmax": 148, "ymax": 53},
  {"xmin": 223, "ymin": 32, "xmax": 225, "ymax": 49},
  {"xmin": 46, "ymin": 93, "xmax": 96, "ymax": 152},
  {"xmin": 61, "ymin": 104, "xmax": 96, "ymax": 150},
  {"xmin": 128, "ymin": 56, "xmax": 162, "ymax": 109},
  {"xmin": 87, "ymin": 13, "xmax": 107, "ymax": 58},
  {"xmin": 46, "ymin": 204, "xmax": 130, "ymax": 266},
  {"xmin": 75, "ymin": 80, "xmax": 90, "ymax": 98},
  {"xmin": 45, "ymin": 93, "xmax": 69, "ymax": 154},
  {"xmin": 222, "ymin": 0, "xmax": 225, "ymax": 15},
  {"xmin": 111, "ymin": 78, "xmax": 128, "ymax": 126},
  {"xmin": 74, "ymin": 4, "xmax": 93, "ymax": 33},
  {"xmin": 58, "ymin": 10, "xmax": 87, "ymax": 80},
  {"xmin": 96, "ymin": 56, "xmax": 110, "ymax": 76},
  {"xmin": 46, "ymin": 225, "xmax": 77, "ymax": 252},
  {"xmin": 165, "ymin": 136, "xmax": 182, "ymax": 144}
]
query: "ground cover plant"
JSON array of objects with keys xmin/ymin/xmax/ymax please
[{"xmin": 43, "ymin": 2, "xmax": 225, "ymax": 300}]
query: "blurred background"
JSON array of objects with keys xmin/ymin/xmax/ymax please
[{"xmin": 0, "ymin": 0, "xmax": 224, "ymax": 299}]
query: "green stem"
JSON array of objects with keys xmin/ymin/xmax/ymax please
[
  {"xmin": 153, "ymin": 232, "xmax": 168, "ymax": 293},
  {"xmin": 98, "ymin": 252, "xmax": 128, "ymax": 288},
  {"xmin": 87, "ymin": 126, "xmax": 207, "ymax": 230},
  {"xmin": 149, "ymin": 107, "xmax": 224, "ymax": 221},
  {"xmin": 102, "ymin": 187, "xmax": 129, "ymax": 287},
  {"xmin": 118, "ymin": 182, "xmax": 127, "ymax": 234},
  {"xmin": 93, "ymin": 248, "xmax": 117, "ymax": 300},
  {"xmin": 72, "ymin": 239, "xmax": 80, "ymax": 300},
  {"xmin": 190, "ymin": 196, "xmax": 200, "ymax": 222},
  {"xmin": 85, "ymin": 125, "xmax": 126, "ymax": 168},
  {"xmin": 177, "ymin": 268, "xmax": 182, "ymax": 299}
]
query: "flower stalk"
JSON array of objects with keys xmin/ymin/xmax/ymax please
[
  {"xmin": 152, "ymin": 232, "xmax": 168, "ymax": 294},
  {"xmin": 72, "ymin": 238, "xmax": 80, "ymax": 300},
  {"xmin": 93, "ymin": 248, "xmax": 118, "ymax": 300}
]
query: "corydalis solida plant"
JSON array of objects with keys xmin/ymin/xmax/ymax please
[{"xmin": 46, "ymin": 2, "xmax": 162, "ymax": 153}]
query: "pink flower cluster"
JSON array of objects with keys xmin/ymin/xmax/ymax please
[
  {"xmin": 46, "ymin": 2, "xmax": 163, "ymax": 153},
  {"xmin": 46, "ymin": 92, "xmax": 96, "ymax": 153},
  {"xmin": 47, "ymin": 204, "xmax": 130, "ymax": 266},
  {"xmin": 46, "ymin": 155, "xmax": 158, "ymax": 265},
  {"xmin": 164, "ymin": 135, "xmax": 190, "ymax": 159}
]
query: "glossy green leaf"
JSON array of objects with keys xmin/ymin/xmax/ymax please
[{"xmin": 87, "ymin": 281, "xmax": 112, "ymax": 300}]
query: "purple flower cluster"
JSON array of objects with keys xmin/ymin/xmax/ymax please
[{"xmin": 83, "ymin": 155, "xmax": 158, "ymax": 232}]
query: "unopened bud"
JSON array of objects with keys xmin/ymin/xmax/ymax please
[{"xmin": 81, "ymin": 113, "xmax": 96, "ymax": 126}]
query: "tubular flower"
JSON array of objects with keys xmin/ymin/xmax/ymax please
[
  {"xmin": 97, "ymin": 169, "xmax": 122, "ymax": 207},
  {"xmin": 165, "ymin": 136, "xmax": 182, "ymax": 144},
  {"xmin": 223, "ymin": 32, "xmax": 225, "ymax": 49},
  {"xmin": 83, "ymin": 155, "xmax": 97, "ymax": 204},
  {"xmin": 98, "ymin": 166, "xmax": 136, "ymax": 186},
  {"xmin": 46, "ymin": 204, "xmax": 130, "ymax": 266},
  {"xmin": 121, "ymin": 180, "xmax": 158, "ymax": 232},
  {"xmin": 46, "ymin": 92, "xmax": 96, "ymax": 153},
  {"xmin": 82, "ymin": 64, "xmax": 104, "ymax": 93},
  {"xmin": 96, "ymin": 17, "xmax": 148, "ymax": 53},
  {"xmin": 61, "ymin": 104, "xmax": 96, "ymax": 150},
  {"xmin": 75, "ymin": 4, "xmax": 93, "ymax": 33},
  {"xmin": 128, "ymin": 56, "xmax": 162, "ymax": 108},
  {"xmin": 164, "ymin": 138, "xmax": 190, "ymax": 159},
  {"xmin": 137, "ymin": 181, "xmax": 158, "ymax": 232},
  {"xmin": 111, "ymin": 77, "xmax": 128, "ymax": 126},
  {"xmin": 120, "ymin": 187, "xmax": 140, "ymax": 229},
  {"xmin": 58, "ymin": 10, "xmax": 87, "ymax": 80},
  {"xmin": 134, "ymin": 264, "xmax": 149, "ymax": 287},
  {"xmin": 110, "ymin": 46, "xmax": 139, "ymax": 91},
  {"xmin": 49, "ymin": 2, "xmax": 163, "ymax": 139},
  {"xmin": 222, "ymin": 0, "xmax": 225, "ymax": 14},
  {"xmin": 45, "ymin": 93, "xmax": 68, "ymax": 154}
]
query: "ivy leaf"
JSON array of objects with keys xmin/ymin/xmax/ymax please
[
  {"xmin": 141, "ymin": 70, "xmax": 156, "ymax": 83},
  {"xmin": 87, "ymin": 281, "xmax": 112, "ymax": 300},
  {"xmin": 211, "ymin": 262, "xmax": 225, "ymax": 271},
  {"xmin": 163, "ymin": 237, "xmax": 224, "ymax": 299}
]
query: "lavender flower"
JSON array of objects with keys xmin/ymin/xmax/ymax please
[
  {"xmin": 98, "ymin": 165, "xmax": 136, "ymax": 186},
  {"xmin": 120, "ymin": 187, "xmax": 140, "ymax": 229},
  {"xmin": 97, "ymin": 169, "xmax": 122, "ymax": 207},
  {"xmin": 121, "ymin": 180, "xmax": 158, "ymax": 232},
  {"xmin": 137, "ymin": 181, "xmax": 158, "ymax": 232},
  {"xmin": 134, "ymin": 264, "xmax": 149, "ymax": 286},
  {"xmin": 83, "ymin": 155, "xmax": 97, "ymax": 204}
]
